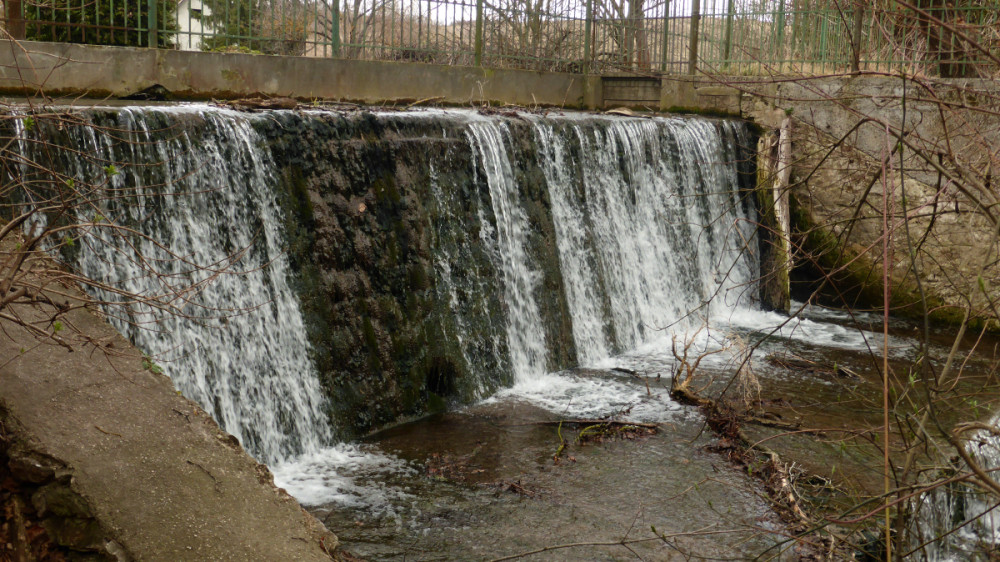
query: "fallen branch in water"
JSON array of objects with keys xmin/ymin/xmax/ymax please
[
  {"xmin": 526, "ymin": 419, "xmax": 659, "ymax": 430},
  {"xmin": 611, "ymin": 367, "xmax": 652, "ymax": 395},
  {"xmin": 766, "ymin": 352, "xmax": 861, "ymax": 379},
  {"xmin": 543, "ymin": 419, "xmax": 659, "ymax": 463},
  {"xmin": 668, "ymin": 333, "xmax": 844, "ymax": 558},
  {"xmin": 672, "ymin": 385, "xmax": 804, "ymax": 431},
  {"xmin": 671, "ymin": 375, "xmax": 814, "ymax": 532},
  {"xmin": 489, "ymin": 479, "xmax": 538, "ymax": 498}
]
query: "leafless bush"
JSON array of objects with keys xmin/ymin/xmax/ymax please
[
  {"xmin": 701, "ymin": 1, "xmax": 1000, "ymax": 556},
  {"xmin": 0, "ymin": 105, "xmax": 254, "ymax": 353}
]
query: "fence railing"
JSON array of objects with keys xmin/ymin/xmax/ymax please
[{"xmin": 2, "ymin": 0, "xmax": 998, "ymax": 76}]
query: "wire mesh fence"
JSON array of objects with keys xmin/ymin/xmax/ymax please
[{"xmin": 0, "ymin": 0, "xmax": 997, "ymax": 76}]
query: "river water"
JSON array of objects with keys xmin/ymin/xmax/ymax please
[
  {"xmin": 269, "ymin": 298, "xmax": 960, "ymax": 560},
  {"xmin": 13, "ymin": 104, "xmax": 1000, "ymax": 560}
]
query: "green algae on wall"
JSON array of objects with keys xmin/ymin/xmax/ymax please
[{"xmin": 789, "ymin": 193, "xmax": 983, "ymax": 329}]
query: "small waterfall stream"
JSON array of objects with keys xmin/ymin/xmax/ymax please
[
  {"xmin": 529, "ymin": 116, "xmax": 757, "ymax": 362},
  {"xmin": 911, "ymin": 419, "xmax": 1000, "ymax": 560},
  {"xmin": 13, "ymin": 108, "xmax": 332, "ymax": 464},
  {"xmin": 466, "ymin": 121, "xmax": 550, "ymax": 383}
]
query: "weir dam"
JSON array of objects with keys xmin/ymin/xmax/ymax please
[
  {"xmin": 0, "ymin": 102, "xmax": 793, "ymax": 558},
  {"xmin": 17, "ymin": 106, "xmax": 759, "ymax": 455},
  {"xmin": 3, "ymin": 64, "xmax": 1000, "ymax": 557}
]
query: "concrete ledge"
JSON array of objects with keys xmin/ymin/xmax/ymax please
[
  {"xmin": 660, "ymin": 76, "xmax": 742, "ymax": 115},
  {"xmin": 596, "ymin": 75, "xmax": 743, "ymax": 115},
  {"xmin": 0, "ymin": 40, "xmax": 599, "ymax": 108}
]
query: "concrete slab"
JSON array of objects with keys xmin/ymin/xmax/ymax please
[
  {"xmin": 0, "ymin": 297, "xmax": 337, "ymax": 560},
  {"xmin": 0, "ymin": 39, "xmax": 596, "ymax": 109}
]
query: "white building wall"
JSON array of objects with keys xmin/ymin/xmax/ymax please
[{"xmin": 175, "ymin": 0, "xmax": 213, "ymax": 51}]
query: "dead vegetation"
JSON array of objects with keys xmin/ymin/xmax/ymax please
[
  {"xmin": 665, "ymin": 329, "xmax": 862, "ymax": 559},
  {"xmin": 767, "ymin": 351, "xmax": 862, "ymax": 379},
  {"xmin": 425, "ymin": 449, "xmax": 488, "ymax": 482},
  {"xmin": 550, "ymin": 418, "xmax": 659, "ymax": 464},
  {"xmin": 423, "ymin": 446, "xmax": 544, "ymax": 497}
]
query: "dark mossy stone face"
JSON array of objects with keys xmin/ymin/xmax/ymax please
[
  {"xmin": 4, "ymin": 108, "xmax": 762, "ymax": 440},
  {"xmin": 261, "ymin": 111, "xmax": 553, "ymax": 438}
]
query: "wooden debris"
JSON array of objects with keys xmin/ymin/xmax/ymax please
[
  {"xmin": 610, "ymin": 367, "xmax": 652, "ymax": 395},
  {"xmin": 604, "ymin": 107, "xmax": 635, "ymax": 116},
  {"xmin": 406, "ymin": 96, "xmax": 444, "ymax": 108},
  {"xmin": 222, "ymin": 97, "xmax": 299, "ymax": 111},
  {"xmin": 490, "ymin": 479, "xmax": 538, "ymax": 498},
  {"xmin": 425, "ymin": 450, "xmax": 485, "ymax": 483},
  {"xmin": 477, "ymin": 106, "xmax": 523, "ymax": 119},
  {"xmin": 766, "ymin": 352, "xmax": 861, "ymax": 379},
  {"xmin": 530, "ymin": 419, "xmax": 658, "ymax": 430}
]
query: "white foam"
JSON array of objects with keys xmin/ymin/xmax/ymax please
[
  {"xmin": 912, "ymin": 413, "xmax": 1000, "ymax": 559},
  {"xmin": 272, "ymin": 445, "xmax": 416, "ymax": 510},
  {"xmin": 488, "ymin": 370, "xmax": 688, "ymax": 423},
  {"xmin": 491, "ymin": 303, "xmax": 920, "ymax": 426},
  {"xmin": 719, "ymin": 307, "xmax": 916, "ymax": 358}
]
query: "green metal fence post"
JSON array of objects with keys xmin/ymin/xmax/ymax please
[
  {"xmin": 659, "ymin": 0, "xmax": 670, "ymax": 72},
  {"xmin": 774, "ymin": 0, "xmax": 786, "ymax": 67},
  {"xmin": 625, "ymin": 0, "xmax": 636, "ymax": 68},
  {"xmin": 687, "ymin": 0, "xmax": 699, "ymax": 74},
  {"xmin": 722, "ymin": 0, "xmax": 734, "ymax": 64},
  {"xmin": 584, "ymin": 0, "xmax": 593, "ymax": 72},
  {"xmin": 851, "ymin": 3, "xmax": 863, "ymax": 73},
  {"xmin": 818, "ymin": 9, "xmax": 828, "ymax": 71},
  {"xmin": 331, "ymin": 0, "xmax": 341, "ymax": 57},
  {"xmin": 6, "ymin": 0, "xmax": 24, "ymax": 39},
  {"xmin": 474, "ymin": 0, "xmax": 484, "ymax": 67},
  {"xmin": 147, "ymin": 0, "xmax": 158, "ymax": 48}
]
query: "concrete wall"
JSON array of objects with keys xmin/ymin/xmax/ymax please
[
  {"xmin": 741, "ymin": 76, "xmax": 1000, "ymax": 324},
  {"xmin": 0, "ymin": 40, "xmax": 750, "ymax": 112},
  {"xmin": 602, "ymin": 76, "xmax": 661, "ymax": 109},
  {"xmin": 593, "ymin": 75, "xmax": 742, "ymax": 115},
  {"xmin": 0, "ymin": 40, "xmax": 602, "ymax": 108}
]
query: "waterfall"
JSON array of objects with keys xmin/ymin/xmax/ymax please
[
  {"xmin": 8, "ymin": 105, "xmax": 757, "ymax": 473},
  {"xmin": 13, "ymin": 108, "xmax": 332, "ymax": 464},
  {"xmin": 20, "ymin": 106, "xmax": 999, "ymax": 559},
  {"xmin": 466, "ymin": 120, "xmax": 550, "ymax": 382},
  {"xmin": 910, "ymin": 419, "xmax": 1000, "ymax": 560},
  {"xmin": 528, "ymin": 116, "xmax": 757, "ymax": 364}
]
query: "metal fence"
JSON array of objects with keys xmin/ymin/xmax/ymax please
[{"xmin": 1, "ymin": 0, "xmax": 998, "ymax": 76}]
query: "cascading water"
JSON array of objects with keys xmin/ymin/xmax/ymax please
[
  {"xmin": 466, "ymin": 120, "xmax": 551, "ymax": 382},
  {"xmin": 909, "ymin": 419, "xmax": 1000, "ymax": 560},
  {"xmin": 529, "ymin": 115, "xmax": 758, "ymax": 364},
  {"xmin": 9, "ymin": 105, "xmax": 762, "ymax": 506},
  {"xmin": 12, "ymin": 107, "xmax": 332, "ymax": 465}
]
